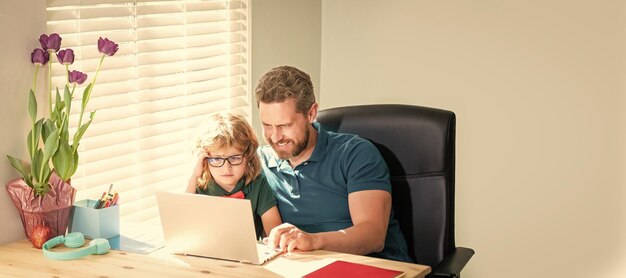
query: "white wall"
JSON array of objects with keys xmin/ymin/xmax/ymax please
[
  {"xmin": 320, "ymin": 1, "xmax": 625, "ymax": 278},
  {"xmin": 250, "ymin": 0, "xmax": 321, "ymax": 137},
  {"xmin": 0, "ymin": 1, "xmax": 47, "ymax": 244}
]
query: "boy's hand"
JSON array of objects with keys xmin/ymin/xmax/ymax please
[
  {"xmin": 186, "ymin": 152, "xmax": 209, "ymax": 192},
  {"xmin": 192, "ymin": 152, "xmax": 209, "ymax": 178}
]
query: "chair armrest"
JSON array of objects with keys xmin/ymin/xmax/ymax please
[{"xmin": 428, "ymin": 247, "xmax": 475, "ymax": 278}]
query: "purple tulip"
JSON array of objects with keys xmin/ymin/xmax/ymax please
[
  {"xmin": 39, "ymin": 33, "xmax": 62, "ymax": 52},
  {"xmin": 31, "ymin": 48, "xmax": 49, "ymax": 66},
  {"xmin": 68, "ymin": 70, "xmax": 88, "ymax": 85},
  {"xmin": 56, "ymin": 49, "xmax": 75, "ymax": 65},
  {"xmin": 97, "ymin": 37, "xmax": 119, "ymax": 56}
]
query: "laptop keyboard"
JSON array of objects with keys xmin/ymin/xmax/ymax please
[{"xmin": 257, "ymin": 243, "xmax": 282, "ymax": 263}]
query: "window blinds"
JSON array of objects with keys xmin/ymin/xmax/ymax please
[{"xmin": 46, "ymin": 0, "xmax": 250, "ymax": 224}]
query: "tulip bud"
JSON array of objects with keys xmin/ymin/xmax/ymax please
[
  {"xmin": 97, "ymin": 37, "xmax": 119, "ymax": 56},
  {"xmin": 68, "ymin": 70, "xmax": 88, "ymax": 85},
  {"xmin": 57, "ymin": 49, "xmax": 75, "ymax": 65},
  {"xmin": 31, "ymin": 48, "xmax": 49, "ymax": 66},
  {"xmin": 39, "ymin": 33, "xmax": 62, "ymax": 52}
]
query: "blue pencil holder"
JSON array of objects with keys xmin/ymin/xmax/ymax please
[{"xmin": 69, "ymin": 199, "xmax": 119, "ymax": 239}]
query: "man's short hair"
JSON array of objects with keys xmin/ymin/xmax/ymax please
[{"xmin": 254, "ymin": 65, "xmax": 316, "ymax": 114}]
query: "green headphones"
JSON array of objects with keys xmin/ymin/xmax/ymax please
[{"xmin": 42, "ymin": 232, "xmax": 110, "ymax": 260}]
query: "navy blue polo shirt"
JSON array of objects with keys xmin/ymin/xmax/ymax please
[{"xmin": 259, "ymin": 122, "xmax": 411, "ymax": 263}]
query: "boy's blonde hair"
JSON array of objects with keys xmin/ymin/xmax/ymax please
[{"xmin": 194, "ymin": 113, "xmax": 261, "ymax": 189}]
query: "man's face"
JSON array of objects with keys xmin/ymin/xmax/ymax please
[{"xmin": 259, "ymin": 98, "xmax": 313, "ymax": 160}]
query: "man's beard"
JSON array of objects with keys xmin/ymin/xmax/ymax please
[{"xmin": 269, "ymin": 126, "xmax": 310, "ymax": 160}]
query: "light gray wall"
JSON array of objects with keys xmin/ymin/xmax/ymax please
[
  {"xmin": 320, "ymin": 1, "xmax": 625, "ymax": 278},
  {"xmin": 0, "ymin": 1, "xmax": 47, "ymax": 244},
  {"xmin": 250, "ymin": 0, "xmax": 321, "ymax": 138}
]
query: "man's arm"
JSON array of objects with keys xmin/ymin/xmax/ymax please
[
  {"xmin": 316, "ymin": 189, "xmax": 391, "ymax": 254},
  {"xmin": 268, "ymin": 189, "xmax": 391, "ymax": 255},
  {"xmin": 267, "ymin": 134, "xmax": 392, "ymax": 255}
]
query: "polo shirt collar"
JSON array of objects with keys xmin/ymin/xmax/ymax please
[{"xmin": 308, "ymin": 122, "xmax": 327, "ymax": 163}]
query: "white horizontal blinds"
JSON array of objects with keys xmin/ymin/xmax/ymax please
[{"xmin": 46, "ymin": 0, "xmax": 250, "ymax": 224}]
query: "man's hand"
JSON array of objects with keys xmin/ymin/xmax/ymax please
[{"xmin": 267, "ymin": 223, "xmax": 319, "ymax": 253}]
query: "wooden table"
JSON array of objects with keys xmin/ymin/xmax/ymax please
[{"xmin": 0, "ymin": 239, "xmax": 430, "ymax": 277}]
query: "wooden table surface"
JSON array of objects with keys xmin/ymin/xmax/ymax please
[{"xmin": 0, "ymin": 239, "xmax": 430, "ymax": 277}]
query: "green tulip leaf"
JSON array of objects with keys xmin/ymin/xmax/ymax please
[
  {"xmin": 27, "ymin": 130, "xmax": 33, "ymax": 158},
  {"xmin": 44, "ymin": 169, "xmax": 53, "ymax": 185},
  {"xmin": 42, "ymin": 129, "xmax": 59, "ymax": 163},
  {"xmin": 64, "ymin": 84, "xmax": 71, "ymax": 115},
  {"xmin": 27, "ymin": 128, "xmax": 36, "ymax": 159},
  {"xmin": 31, "ymin": 149, "xmax": 43, "ymax": 183},
  {"xmin": 67, "ymin": 148, "xmax": 79, "ymax": 178},
  {"xmin": 55, "ymin": 88, "xmax": 65, "ymax": 111},
  {"xmin": 29, "ymin": 120, "xmax": 44, "ymax": 159},
  {"xmin": 59, "ymin": 111, "xmax": 69, "ymax": 142},
  {"xmin": 81, "ymin": 82, "xmax": 94, "ymax": 112},
  {"xmin": 52, "ymin": 140, "xmax": 72, "ymax": 181},
  {"xmin": 50, "ymin": 109, "xmax": 57, "ymax": 122},
  {"xmin": 73, "ymin": 117, "xmax": 94, "ymax": 150},
  {"xmin": 28, "ymin": 89, "xmax": 37, "ymax": 123},
  {"xmin": 33, "ymin": 181, "xmax": 50, "ymax": 197},
  {"xmin": 40, "ymin": 161, "xmax": 51, "ymax": 191},
  {"xmin": 41, "ymin": 119, "xmax": 55, "ymax": 143},
  {"xmin": 6, "ymin": 155, "xmax": 32, "ymax": 185}
]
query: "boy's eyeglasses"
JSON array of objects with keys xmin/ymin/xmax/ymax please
[{"xmin": 206, "ymin": 154, "xmax": 245, "ymax": 167}]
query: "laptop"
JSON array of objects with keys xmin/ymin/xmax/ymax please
[{"xmin": 155, "ymin": 191, "xmax": 282, "ymax": 265}]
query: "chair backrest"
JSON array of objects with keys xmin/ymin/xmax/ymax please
[{"xmin": 317, "ymin": 104, "xmax": 456, "ymax": 267}]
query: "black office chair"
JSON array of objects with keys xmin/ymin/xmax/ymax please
[{"xmin": 317, "ymin": 104, "xmax": 474, "ymax": 278}]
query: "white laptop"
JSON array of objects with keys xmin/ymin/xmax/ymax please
[{"xmin": 155, "ymin": 191, "xmax": 282, "ymax": 265}]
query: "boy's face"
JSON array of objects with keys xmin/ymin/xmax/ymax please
[
  {"xmin": 207, "ymin": 145, "xmax": 247, "ymax": 191},
  {"xmin": 259, "ymin": 98, "xmax": 314, "ymax": 161}
]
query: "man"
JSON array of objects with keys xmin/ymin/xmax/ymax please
[{"xmin": 255, "ymin": 65, "xmax": 412, "ymax": 262}]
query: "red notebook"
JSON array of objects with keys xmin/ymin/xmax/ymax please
[{"xmin": 303, "ymin": 260, "xmax": 403, "ymax": 278}]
